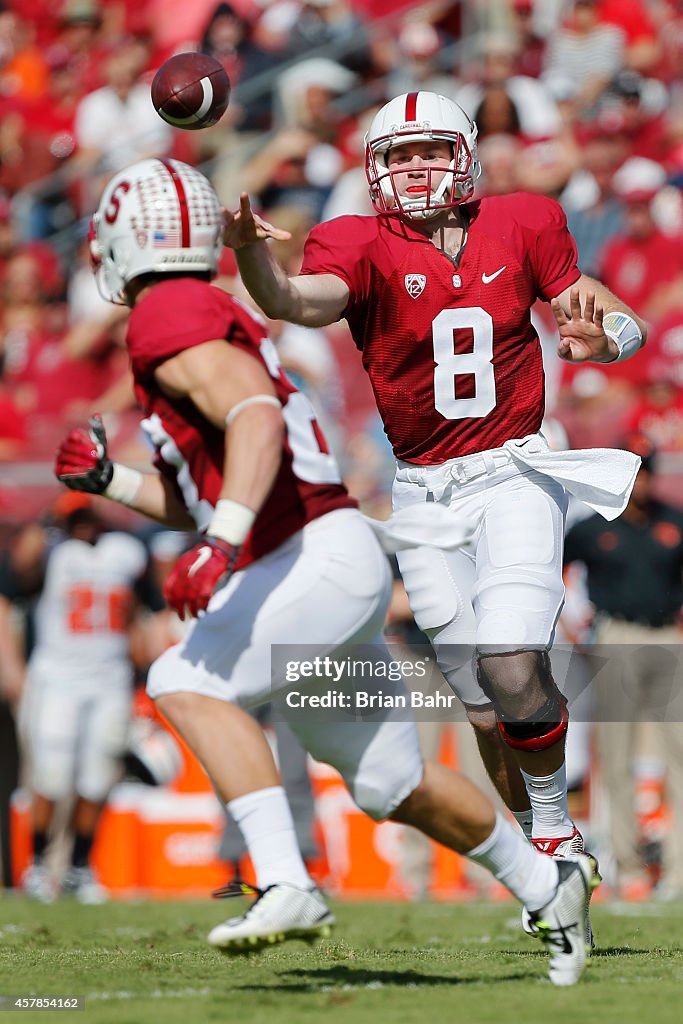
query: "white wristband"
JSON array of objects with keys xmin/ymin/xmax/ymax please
[
  {"xmin": 207, "ymin": 499, "xmax": 256, "ymax": 545},
  {"xmin": 603, "ymin": 312, "xmax": 643, "ymax": 363},
  {"xmin": 103, "ymin": 463, "xmax": 144, "ymax": 506}
]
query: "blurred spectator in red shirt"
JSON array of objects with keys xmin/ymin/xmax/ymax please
[
  {"xmin": 51, "ymin": 0, "xmax": 109, "ymax": 97},
  {"xmin": 595, "ymin": 70, "xmax": 671, "ymax": 164},
  {"xmin": 0, "ymin": 349, "xmax": 27, "ymax": 462},
  {"xmin": 625, "ymin": 376, "xmax": 683, "ymax": 454},
  {"xmin": 598, "ymin": 157, "xmax": 683, "ymax": 326},
  {"xmin": 597, "ymin": 0, "xmax": 661, "ymax": 74},
  {"xmin": 622, "ymin": 338, "xmax": 683, "ymax": 505},
  {"xmin": 651, "ymin": 0, "xmax": 683, "ymax": 86},
  {"xmin": 510, "ymin": 0, "xmax": 547, "ymax": 79},
  {"xmin": 633, "ymin": 305, "xmax": 683, "ymax": 395},
  {"xmin": 0, "ymin": 248, "xmax": 124, "ymax": 433}
]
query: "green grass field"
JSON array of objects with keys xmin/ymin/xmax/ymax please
[{"xmin": 0, "ymin": 897, "xmax": 682, "ymax": 1024}]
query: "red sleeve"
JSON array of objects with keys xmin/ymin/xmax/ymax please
[
  {"xmin": 522, "ymin": 194, "xmax": 581, "ymax": 300},
  {"xmin": 300, "ymin": 217, "xmax": 374, "ymax": 316},
  {"xmin": 127, "ymin": 278, "xmax": 236, "ymax": 377}
]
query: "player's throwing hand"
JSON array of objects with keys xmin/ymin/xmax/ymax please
[{"xmin": 223, "ymin": 193, "xmax": 292, "ymax": 250}]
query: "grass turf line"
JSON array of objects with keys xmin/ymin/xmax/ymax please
[{"xmin": 0, "ymin": 898, "xmax": 681, "ymax": 1024}]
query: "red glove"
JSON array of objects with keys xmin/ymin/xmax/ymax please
[
  {"xmin": 55, "ymin": 415, "xmax": 114, "ymax": 494},
  {"xmin": 163, "ymin": 537, "xmax": 240, "ymax": 620}
]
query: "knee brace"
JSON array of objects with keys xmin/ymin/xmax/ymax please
[{"xmin": 477, "ymin": 651, "xmax": 569, "ymax": 752}]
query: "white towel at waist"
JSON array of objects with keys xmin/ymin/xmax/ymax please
[
  {"xmin": 503, "ymin": 435, "xmax": 640, "ymax": 521},
  {"xmin": 363, "ymin": 503, "xmax": 474, "ymax": 554}
]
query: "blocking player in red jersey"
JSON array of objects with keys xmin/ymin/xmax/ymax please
[
  {"xmin": 55, "ymin": 158, "xmax": 594, "ymax": 984},
  {"xmin": 223, "ymin": 92, "xmax": 646, "ymax": 938}
]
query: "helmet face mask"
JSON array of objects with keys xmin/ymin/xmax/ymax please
[
  {"xmin": 91, "ymin": 158, "xmax": 224, "ymax": 304},
  {"xmin": 365, "ymin": 92, "xmax": 481, "ymax": 220}
]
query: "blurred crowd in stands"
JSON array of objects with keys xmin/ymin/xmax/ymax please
[
  {"xmin": 3, "ymin": 0, "xmax": 683, "ymax": 524},
  {"xmin": 2, "ymin": 0, "xmax": 683, "ymax": 899},
  {"xmin": 2, "ymin": 2, "xmax": 683, "ymax": 520}
]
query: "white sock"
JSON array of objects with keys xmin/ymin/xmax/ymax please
[
  {"xmin": 520, "ymin": 763, "xmax": 574, "ymax": 839},
  {"xmin": 511, "ymin": 808, "xmax": 534, "ymax": 839},
  {"xmin": 467, "ymin": 813, "xmax": 559, "ymax": 911},
  {"xmin": 227, "ymin": 786, "xmax": 313, "ymax": 890}
]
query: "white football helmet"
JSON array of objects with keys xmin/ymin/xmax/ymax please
[
  {"xmin": 365, "ymin": 92, "xmax": 481, "ymax": 220},
  {"xmin": 89, "ymin": 158, "xmax": 224, "ymax": 304}
]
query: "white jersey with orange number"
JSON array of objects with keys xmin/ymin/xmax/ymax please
[{"xmin": 29, "ymin": 532, "xmax": 147, "ymax": 687}]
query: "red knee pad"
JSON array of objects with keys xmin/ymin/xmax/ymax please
[{"xmin": 497, "ymin": 701, "xmax": 569, "ymax": 752}]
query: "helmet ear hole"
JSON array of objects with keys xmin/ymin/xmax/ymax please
[{"xmin": 99, "ymin": 249, "xmax": 127, "ymax": 306}]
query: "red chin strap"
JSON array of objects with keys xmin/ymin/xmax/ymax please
[{"xmin": 497, "ymin": 700, "xmax": 569, "ymax": 752}]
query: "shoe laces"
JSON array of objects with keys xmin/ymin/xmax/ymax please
[
  {"xmin": 532, "ymin": 917, "xmax": 578, "ymax": 954},
  {"xmin": 211, "ymin": 880, "xmax": 282, "ymax": 922}
]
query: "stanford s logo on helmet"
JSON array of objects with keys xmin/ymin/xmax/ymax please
[
  {"xmin": 90, "ymin": 158, "xmax": 224, "ymax": 304},
  {"xmin": 364, "ymin": 92, "xmax": 481, "ymax": 220}
]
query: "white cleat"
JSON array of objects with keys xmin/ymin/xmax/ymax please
[
  {"xmin": 208, "ymin": 884, "xmax": 335, "ymax": 954},
  {"xmin": 527, "ymin": 855, "xmax": 595, "ymax": 987},
  {"xmin": 61, "ymin": 866, "xmax": 109, "ymax": 905},
  {"xmin": 521, "ymin": 829, "xmax": 600, "ymax": 947},
  {"xmin": 21, "ymin": 862, "xmax": 56, "ymax": 904}
]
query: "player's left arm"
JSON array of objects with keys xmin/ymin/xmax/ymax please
[
  {"xmin": 153, "ymin": 339, "xmax": 284, "ymax": 514},
  {"xmin": 154, "ymin": 339, "xmax": 285, "ymax": 618},
  {"xmin": 551, "ymin": 273, "xmax": 648, "ymax": 364}
]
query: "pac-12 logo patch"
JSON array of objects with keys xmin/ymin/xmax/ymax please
[{"xmin": 405, "ymin": 274, "xmax": 426, "ymax": 298}]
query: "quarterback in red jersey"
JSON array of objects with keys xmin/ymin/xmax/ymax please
[
  {"xmin": 54, "ymin": 158, "xmax": 595, "ymax": 983},
  {"xmin": 224, "ymin": 91, "xmax": 645, "ymax": 934}
]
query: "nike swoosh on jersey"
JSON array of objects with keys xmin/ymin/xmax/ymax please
[
  {"xmin": 188, "ymin": 545, "xmax": 213, "ymax": 577},
  {"xmin": 482, "ymin": 266, "xmax": 506, "ymax": 284}
]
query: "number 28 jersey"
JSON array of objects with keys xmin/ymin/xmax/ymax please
[
  {"xmin": 126, "ymin": 279, "xmax": 355, "ymax": 570},
  {"xmin": 32, "ymin": 532, "xmax": 148, "ymax": 685},
  {"xmin": 300, "ymin": 193, "xmax": 581, "ymax": 464}
]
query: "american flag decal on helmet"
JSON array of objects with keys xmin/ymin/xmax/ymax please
[{"xmin": 153, "ymin": 228, "xmax": 181, "ymax": 248}]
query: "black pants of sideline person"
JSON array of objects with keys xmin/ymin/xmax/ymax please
[{"xmin": 0, "ymin": 699, "xmax": 19, "ymax": 888}]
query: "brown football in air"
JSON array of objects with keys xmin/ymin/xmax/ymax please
[{"xmin": 151, "ymin": 52, "xmax": 231, "ymax": 130}]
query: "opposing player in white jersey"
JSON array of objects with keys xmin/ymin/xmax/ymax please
[
  {"xmin": 20, "ymin": 494, "xmax": 148, "ymax": 903},
  {"xmin": 54, "ymin": 157, "xmax": 595, "ymax": 984},
  {"xmin": 223, "ymin": 92, "xmax": 645, "ymax": 941}
]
